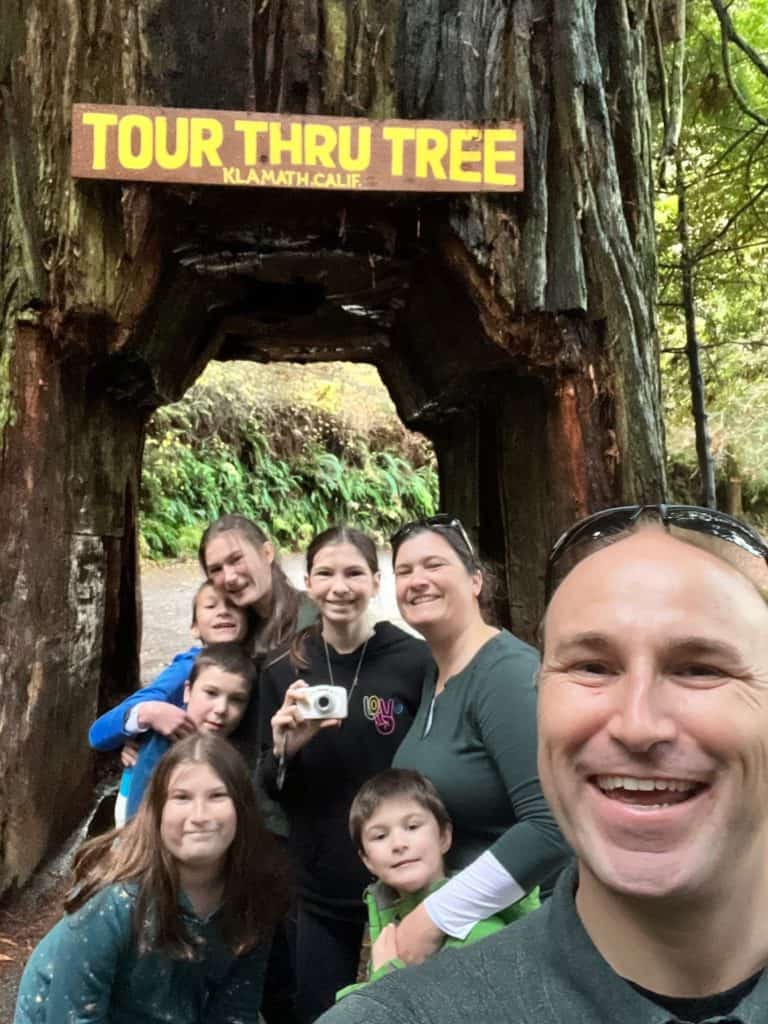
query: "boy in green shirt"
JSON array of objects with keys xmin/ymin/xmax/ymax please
[{"xmin": 336, "ymin": 769, "xmax": 537, "ymax": 999}]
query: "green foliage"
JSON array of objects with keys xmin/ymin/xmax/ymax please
[
  {"xmin": 140, "ymin": 362, "xmax": 438, "ymax": 558},
  {"xmin": 655, "ymin": 0, "xmax": 768, "ymax": 517}
]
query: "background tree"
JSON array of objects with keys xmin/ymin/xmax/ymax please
[{"xmin": 656, "ymin": 0, "xmax": 768, "ymax": 515}]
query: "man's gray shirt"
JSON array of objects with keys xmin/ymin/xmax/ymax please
[{"xmin": 318, "ymin": 863, "xmax": 768, "ymax": 1024}]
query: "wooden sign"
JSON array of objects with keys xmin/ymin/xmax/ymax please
[{"xmin": 71, "ymin": 104, "xmax": 523, "ymax": 193}]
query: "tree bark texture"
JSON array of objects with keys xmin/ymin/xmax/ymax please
[{"xmin": 1, "ymin": 0, "xmax": 666, "ymax": 890}]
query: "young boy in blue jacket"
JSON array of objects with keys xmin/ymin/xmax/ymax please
[
  {"xmin": 89, "ymin": 582, "xmax": 250, "ymax": 822},
  {"xmin": 125, "ymin": 641, "xmax": 257, "ymax": 817},
  {"xmin": 337, "ymin": 769, "xmax": 538, "ymax": 999}
]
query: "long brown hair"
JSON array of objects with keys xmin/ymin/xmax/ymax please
[
  {"xmin": 66, "ymin": 735, "xmax": 290, "ymax": 958},
  {"xmin": 198, "ymin": 514, "xmax": 301, "ymax": 654},
  {"xmin": 288, "ymin": 525, "xmax": 379, "ymax": 671}
]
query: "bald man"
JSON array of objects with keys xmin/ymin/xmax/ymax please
[{"xmin": 319, "ymin": 517, "xmax": 768, "ymax": 1024}]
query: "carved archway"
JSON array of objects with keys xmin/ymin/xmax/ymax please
[{"xmin": 1, "ymin": 0, "xmax": 665, "ymax": 893}]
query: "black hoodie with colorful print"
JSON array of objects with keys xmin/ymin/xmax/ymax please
[{"xmin": 259, "ymin": 621, "xmax": 433, "ymax": 922}]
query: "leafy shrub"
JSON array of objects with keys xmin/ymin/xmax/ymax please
[{"xmin": 140, "ymin": 362, "xmax": 438, "ymax": 558}]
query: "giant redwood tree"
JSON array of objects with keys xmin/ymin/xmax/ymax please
[{"xmin": 0, "ymin": 0, "xmax": 666, "ymax": 891}]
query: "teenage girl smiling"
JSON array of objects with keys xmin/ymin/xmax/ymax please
[
  {"xmin": 259, "ymin": 526, "xmax": 433, "ymax": 1023},
  {"xmin": 200, "ymin": 514, "xmax": 316, "ymax": 655}
]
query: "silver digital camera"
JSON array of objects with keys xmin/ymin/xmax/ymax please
[{"xmin": 302, "ymin": 685, "xmax": 348, "ymax": 720}]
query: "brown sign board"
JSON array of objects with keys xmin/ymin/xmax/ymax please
[{"xmin": 71, "ymin": 104, "xmax": 523, "ymax": 193}]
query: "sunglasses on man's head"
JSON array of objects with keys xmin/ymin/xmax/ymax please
[
  {"xmin": 390, "ymin": 514, "xmax": 475, "ymax": 557},
  {"xmin": 545, "ymin": 504, "xmax": 768, "ymax": 600}
]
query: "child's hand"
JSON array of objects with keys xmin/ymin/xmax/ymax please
[
  {"xmin": 393, "ymin": 903, "xmax": 445, "ymax": 964},
  {"xmin": 137, "ymin": 701, "xmax": 198, "ymax": 740},
  {"xmin": 271, "ymin": 680, "xmax": 341, "ymax": 758},
  {"xmin": 120, "ymin": 739, "xmax": 140, "ymax": 768},
  {"xmin": 371, "ymin": 923, "xmax": 400, "ymax": 972}
]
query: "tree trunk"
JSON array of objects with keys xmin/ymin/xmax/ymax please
[
  {"xmin": 0, "ymin": 0, "xmax": 666, "ymax": 890},
  {"xmin": 0, "ymin": 320, "xmax": 144, "ymax": 887},
  {"xmin": 725, "ymin": 452, "xmax": 743, "ymax": 517},
  {"xmin": 393, "ymin": 0, "xmax": 665, "ymax": 628},
  {"xmin": 677, "ymin": 155, "xmax": 717, "ymax": 508}
]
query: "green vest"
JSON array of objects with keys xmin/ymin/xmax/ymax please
[{"xmin": 336, "ymin": 877, "xmax": 539, "ymax": 1000}]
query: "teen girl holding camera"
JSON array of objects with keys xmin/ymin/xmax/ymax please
[{"xmin": 259, "ymin": 525, "xmax": 433, "ymax": 1023}]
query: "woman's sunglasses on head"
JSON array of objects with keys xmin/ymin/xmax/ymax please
[
  {"xmin": 390, "ymin": 514, "xmax": 475, "ymax": 557},
  {"xmin": 545, "ymin": 503, "xmax": 768, "ymax": 600}
]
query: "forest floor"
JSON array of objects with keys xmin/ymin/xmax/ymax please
[{"xmin": 0, "ymin": 551, "xmax": 402, "ymax": 1015}]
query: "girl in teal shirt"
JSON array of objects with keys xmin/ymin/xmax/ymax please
[{"xmin": 15, "ymin": 734, "xmax": 289, "ymax": 1024}]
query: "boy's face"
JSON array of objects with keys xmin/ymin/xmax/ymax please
[
  {"xmin": 192, "ymin": 585, "xmax": 248, "ymax": 644},
  {"xmin": 183, "ymin": 666, "xmax": 250, "ymax": 737},
  {"xmin": 360, "ymin": 796, "xmax": 452, "ymax": 895}
]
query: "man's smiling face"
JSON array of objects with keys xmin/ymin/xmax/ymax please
[{"xmin": 538, "ymin": 528, "xmax": 768, "ymax": 902}]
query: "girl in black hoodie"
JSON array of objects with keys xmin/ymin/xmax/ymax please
[{"xmin": 259, "ymin": 526, "xmax": 433, "ymax": 1023}]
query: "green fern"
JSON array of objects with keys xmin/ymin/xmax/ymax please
[{"xmin": 140, "ymin": 366, "xmax": 438, "ymax": 559}]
